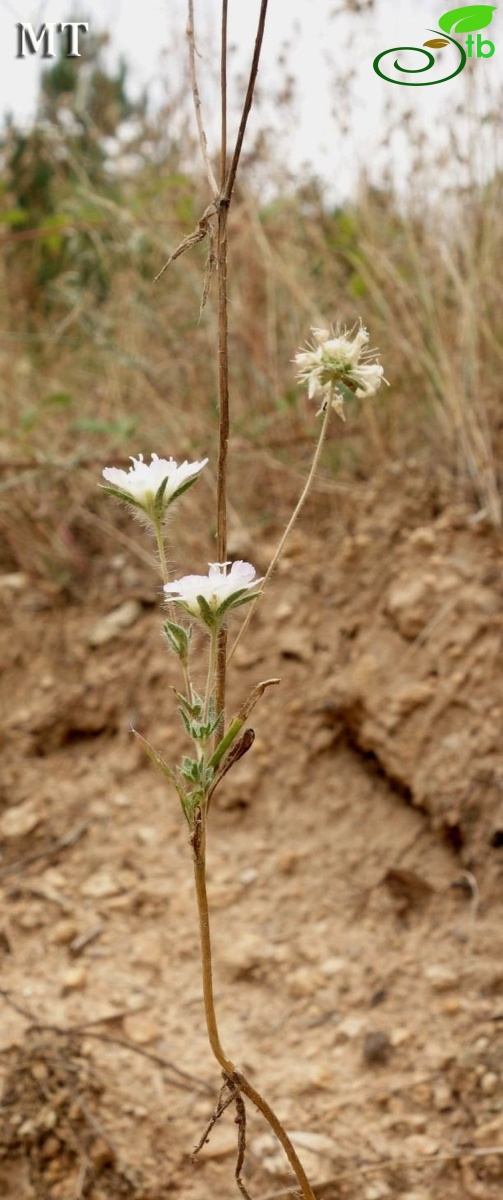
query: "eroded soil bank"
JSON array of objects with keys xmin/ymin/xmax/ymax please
[{"xmin": 1, "ymin": 463, "xmax": 502, "ymax": 1199}]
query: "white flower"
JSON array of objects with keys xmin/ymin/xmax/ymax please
[
  {"xmin": 294, "ymin": 323, "xmax": 387, "ymax": 418},
  {"xmin": 102, "ymin": 453, "xmax": 208, "ymax": 514},
  {"xmin": 164, "ymin": 561, "xmax": 262, "ymax": 626}
]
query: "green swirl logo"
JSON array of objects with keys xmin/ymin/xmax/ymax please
[{"xmin": 373, "ymin": 6, "xmax": 496, "ymax": 86}]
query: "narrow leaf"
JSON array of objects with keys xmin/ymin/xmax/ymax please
[
  {"xmin": 132, "ymin": 729, "xmax": 177, "ymax": 785},
  {"xmin": 235, "ymin": 678, "xmax": 281, "ymax": 724}
]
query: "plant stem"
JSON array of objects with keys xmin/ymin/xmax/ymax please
[
  {"xmin": 153, "ymin": 517, "xmax": 169, "ymax": 584},
  {"xmin": 192, "ymin": 809, "xmax": 316, "ymax": 1200},
  {"xmin": 220, "ymin": 0, "xmax": 228, "ymax": 190},
  {"xmin": 214, "ymin": 0, "xmax": 270, "ymax": 742},
  {"xmin": 203, "ymin": 625, "xmax": 218, "ymax": 729},
  {"xmin": 214, "ymin": 199, "xmax": 230, "ymax": 737},
  {"xmin": 223, "ymin": 0, "xmax": 269, "ymax": 204},
  {"xmin": 228, "ymin": 395, "xmax": 333, "ymax": 665},
  {"xmin": 192, "ymin": 811, "xmax": 233, "ymax": 1073},
  {"xmin": 153, "ymin": 516, "xmax": 178, "ymax": 626}
]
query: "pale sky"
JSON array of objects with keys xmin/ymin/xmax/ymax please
[{"xmin": 1, "ymin": 1, "xmax": 502, "ymax": 199}]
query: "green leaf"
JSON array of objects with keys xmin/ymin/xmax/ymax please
[
  {"xmin": 438, "ymin": 5, "xmax": 496, "ymax": 33},
  {"xmin": 174, "ymin": 690, "xmax": 202, "ymax": 719},
  {"xmin": 131, "ymin": 730, "xmax": 178, "ymax": 786},
  {"xmin": 163, "ymin": 620, "xmax": 190, "ymax": 662},
  {"xmin": 180, "ymin": 757, "xmax": 212, "ymax": 790}
]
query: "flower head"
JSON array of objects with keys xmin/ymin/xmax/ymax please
[
  {"xmin": 294, "ymin": 323, "xmax": 387, "ymax": 419},
  {"xmin": 164, "ymin": 560, "xmax": 262, "ymax": 627},
  {"xmin": 102, "ymin": 453, "xmax": 208, "ymax": 518}
]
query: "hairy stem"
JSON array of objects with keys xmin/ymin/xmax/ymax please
[
  {"xmin": 228, "ymin": 395, "xmax": 333, "ymax": 664},
  {"xmin": 192, "ymin": 811, "xmax": 316, "ymax": 1200},
  {"xmin": 203, "ymin": 625, "xmax": 218, "ymax": 730},
  {"xmin": 153, "ymin": 517, "xmax": 169, "ymax": 584}
]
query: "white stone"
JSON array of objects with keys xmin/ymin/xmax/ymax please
[{"xmin": 0, "ymin": 800, "xmax": 43, "ymax": 839}]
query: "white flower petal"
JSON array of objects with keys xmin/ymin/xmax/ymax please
[
  {"xmin": 294, "ymin": 322, "xmax": 386, "ymax": 406},
  {"xmin": 102, "ymin": 453, "xmax": 208, "ymax": 509},
  {"xmin": 164, "ymin": 561, "xmax": 262, "ymax": 623}
]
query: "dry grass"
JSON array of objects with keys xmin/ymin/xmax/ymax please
[{"xmin": 1, "ymin": 36, "xmax": 503, "ymax": 583}]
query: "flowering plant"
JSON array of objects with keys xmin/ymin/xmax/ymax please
[
  {"xmin": 100, "ymin": 11, "xmax": 388, "ymax": 1196},
  {"xmin": 102, "ymin": 452, "xmax": 208, "ymax": 516},
  {"xmin": 164, "ymin": 560, "xmax": 262, "ymax": 626},
  {"xmin": 294, "ymin": 322, "xmax": 387, "ymax": 418},
  {"xmin": 101, "ymin": 305, "xmax": 386, "ymax": 1199},
  {"xmin": 101, "ymin": 300, "xmax": 386, "ymax": 1199}
]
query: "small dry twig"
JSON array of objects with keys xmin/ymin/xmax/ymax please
[
  {"xmin": 191, "ymin": 1076, "xmax": 239, "ymax": 1159},
  {"xmin": 153, "ymin": 203, "xmax": 216, "ymax": 284},
  {"xmin": 234, "ymin": 1086, "xmax": 253, "ymax": 1200}
]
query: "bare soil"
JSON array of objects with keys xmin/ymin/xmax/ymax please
[{"xmin": 0, "ymin": 461, "xmax": 502, "ymax": 1200}]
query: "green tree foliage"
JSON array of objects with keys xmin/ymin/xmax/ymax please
[{"xmin": 1, "ymin": 29, "xmax": 145, "ymax": 309}]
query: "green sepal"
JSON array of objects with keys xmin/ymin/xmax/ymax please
[
  {"xmin": 218, "ymin": 589, "xmax": 260, "ymax": 614},
  {"xmin": 168, "ymin": 476, "xmax": 200, "ymax": 503},
  {"xmin": 100, "ymin": 485, "xmax": 146, "ymax": 511},
  {"xmin": 195, "ymin": 593, "xmax": 217, "ymax": 628},
  {"xmin": 153, "ymin": 474, "xmax": 171, "ymax": 517}
]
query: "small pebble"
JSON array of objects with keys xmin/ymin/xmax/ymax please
[
  {"xmin": 363, "ymin": 1030, "xmax": 392, "ymax": 1066},
  {"xmin": 481, "ymin": 1072, "xmax": 498, "ymax": 1096},
  {"xmin": 51, "ymin": 920, "xmax": 79, "ymax": 946},
  {"xmin": 433, "ymin": 1081, "xmax": 453, "ymax": 1111},
  {"xmin": 61, "ymin": 965, "xmax": 86, "ymax": 992},
  {"xmin": 89, "ymin": 1136, "xmax": 116, "ymax": 1169}
]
